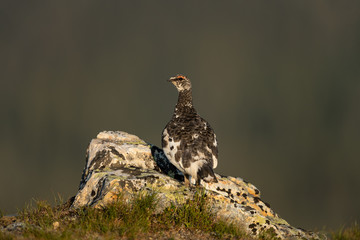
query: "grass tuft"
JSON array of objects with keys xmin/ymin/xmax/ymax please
[
  {"xmin": 10, "ymin": 192, "xmax": 171, "ymax": 239},
  {"xmin": 0, "ymin": 231, "xmax": 13, "ymax": 240},
  {"xmin": 331, "ymin": 222, "xmax": 360, "ymax": 240},
  {"xmin": 74, "ymin": 192, "xmax": 157, "ymax": 238},
  {"xmin": 161, "ymin": 189, "xmax": 212, "ymax": 228},
  {"xmin": 159, "ymin": 188, "xmax": 246, "ymax": 238},
  {"xmin": 1, "ymin": 190, "xmax": 249, "ymax": 239}
]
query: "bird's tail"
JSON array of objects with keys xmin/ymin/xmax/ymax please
[{"xmin": 197, "ymin": 163, "xmax": 218, "ymax": 183}]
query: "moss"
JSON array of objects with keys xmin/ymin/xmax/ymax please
[
  {"xmin": 258, "ymin": 227, "xmax": 281, "ymax": 240},
  {"xmin": 146, "ymin": 180, "xmax": 189, "ymax": 204}
]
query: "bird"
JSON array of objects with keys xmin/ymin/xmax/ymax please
[{"xmin": 162, "ymin": 74, "xmax": 218, "ymax": 186}]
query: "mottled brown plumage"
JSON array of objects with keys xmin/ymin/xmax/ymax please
[{"xmin": 162, "ymin": 75, "xmax": 218, "ymax": 186}]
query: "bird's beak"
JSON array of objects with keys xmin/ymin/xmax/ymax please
[{"xmin": 168, "ymin": 77, "xmax": 175, "ymax": 82}]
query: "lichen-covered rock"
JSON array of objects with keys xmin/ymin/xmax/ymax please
[{"xmin": 73, "ymin": 131, "xmax": 322, "ymax": 239}]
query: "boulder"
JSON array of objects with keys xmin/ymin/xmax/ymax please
[{"xmin": 72, "ymin": 131, "xmax": 321, "ymax": 239}]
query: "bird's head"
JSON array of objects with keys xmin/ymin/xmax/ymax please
[{"xmin": 168, "ymin": 74, "xmax": 192, "ymax": 92}]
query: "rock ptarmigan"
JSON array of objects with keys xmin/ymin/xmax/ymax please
[{"xmin": 162, "ymin": 74, "xmax": 218, "ymax": 186}]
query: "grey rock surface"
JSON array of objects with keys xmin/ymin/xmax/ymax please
[{"xmin": 73, "ymin": 131, "xmax": 323, "ymax": 240}]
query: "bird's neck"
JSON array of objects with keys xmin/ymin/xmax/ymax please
[{"xmin": 175, "ymin": 89, "xmax": 193, "ymax": 111}]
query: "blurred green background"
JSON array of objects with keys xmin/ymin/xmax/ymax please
[{"xmin": 1, "ymin": 1, "xmax": 359, "ymax": 231}]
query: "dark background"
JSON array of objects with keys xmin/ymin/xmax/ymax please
[{"xmin": 1, "ymin": 1, "xmax": 359, "ymax": 231}]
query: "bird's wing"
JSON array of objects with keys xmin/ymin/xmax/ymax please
[{"xmin": 180, "ymin": 116, "xmax": 218, "ymax": 168}]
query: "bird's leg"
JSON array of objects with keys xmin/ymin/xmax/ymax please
[
  {"xmin": 184, "ymin": 174, "xmax": 190, "ymax": 187},
  {"xmin": 195, "ymin": 178, "xmax": 201, "ymax": 187}
]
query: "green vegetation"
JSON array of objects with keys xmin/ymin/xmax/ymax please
[
  {"xmin": 158, "ymin": 190, "xmax": 245, "ymax": 239},
  {"xmin": 1, "ymin": 192, "xmax": 359, "ymax": 240},
  {"xmin": 0, "ymin": 191, "xmax": 251, "ymax": 240},
  {"xmin": 331, "ymin": 222, "xmax": 360, "ymax": 240}
]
